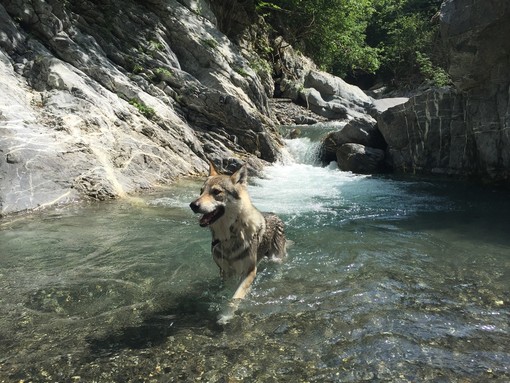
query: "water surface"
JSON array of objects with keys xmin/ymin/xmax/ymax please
[{"xmin": 0, "ymin": 137, "xmax": 509, "ymax": 382}]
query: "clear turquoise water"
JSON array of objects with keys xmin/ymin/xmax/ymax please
[{"xmin": 0, "ymin": 138, "xmax": 509, "ymax": 382}]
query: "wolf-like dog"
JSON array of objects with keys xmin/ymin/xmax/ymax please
[{"xmin": 189, "ymin": 161, "xmax": 287, "ymax": 306}]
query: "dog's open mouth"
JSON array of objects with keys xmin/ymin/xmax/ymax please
[{"xmin": 199, "ymin": 206, "xmax": 225, "ymax": 227}]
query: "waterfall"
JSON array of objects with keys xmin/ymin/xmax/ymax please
[
  {"xmin": 282, "ymin": 137, "xmax": 322, "ymax": 165},
  {"xmin": 250, "ymin": 122, "xmax": 363, "ymax": 216},
  {"xmin": 278, "ymin": 122, "xmax": 345, "ymax": 165}
]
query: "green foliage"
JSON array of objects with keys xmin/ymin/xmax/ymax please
[
  {"xmin": 129, "ymin": 99, "xmax": 156, "ymax": 119},
  {"xmin": 148, "ymin": 40, "xmax": 164, "ymax": 52},
  {"xmin": 415, "ymin": 52, "xmax": 451, "ymax": 87},
  {"xmin": 202, "ymin": 38, "xmax": 218, "ymax": 50},
  {"xmin": 366, "ymin": 0, "xmax": 445, "ymax": 86},
  {"xmin": 261, "ymin": 0, "xmax": 446, "ymax": 88},
  {"xmin": 249, "ymin": 57, "xmax": 272, "ymax": 76},
  {"xmin": 152, "ymin": 67, "xmax": 174, "ymax": 82},
  {"xmin": 256, "ymin": 1, "xmax": 282, "ymax": 14},
  {"xmin": 234, "ymin": 66, "xmax": 250, "ymax": 77},
  {"xmin": 132, "ymin": 63, "xmax": 144, "ymax": 74},
  {"xmin": 264, "ymin": 0, "xmax": 379, "ymax": 77}
]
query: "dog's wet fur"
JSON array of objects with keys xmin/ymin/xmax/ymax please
[{"xmin": 190, "ymin": 162, "xmax": 286, "ymax": 322}]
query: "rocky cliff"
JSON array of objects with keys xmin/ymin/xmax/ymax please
[
  {"xmin": 0, "ymin": 0, "xmax": 283, "ymax": 216},
  {"xmin": 3, "ymin": 0, "xmax": 508, "ymax": 216},
  {"xmin": 378, "ymin": 0, "xmax": 510, "ymax": 184}
]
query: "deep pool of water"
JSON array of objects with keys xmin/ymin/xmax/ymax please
[{"xmin": 0, "ymin": 137, "xmax": 509, "ymax": 382}]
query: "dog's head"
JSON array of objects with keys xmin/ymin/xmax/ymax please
[{"xmin": 189, "ymin": 161, "xmax": 248, "ymax": 227}]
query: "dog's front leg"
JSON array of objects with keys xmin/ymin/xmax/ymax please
[
  {"xmin": 217, "ymin": 266, "xmax": 257, "ymax": 325},
  {"xmin": 232, "ymin": 266, "xmax": 257, "ymax": 300}
]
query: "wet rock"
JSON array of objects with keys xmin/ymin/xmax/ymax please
[
  {"xmin": 320, "ymin": 116, "xmax": 386, "ymax": 165},
  {"xmin": 336, "ymin": 143, "xmax": 385, "ymax": 174}
]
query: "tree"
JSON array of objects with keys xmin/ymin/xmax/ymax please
[
  {"xmin": 261, "ymin": 0, "xmax": 380, "ymax": 77},
  {"xmin": 259, "ymin": 0, "xmax": 448, "ymax": 88},
  {"xmin": 366, "ymin": 0, "xmax": 448, "ymax": 87}
]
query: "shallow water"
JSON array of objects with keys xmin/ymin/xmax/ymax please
[{"xmin": 1, "ymin": 137, "xmax": 509, "ymax": 382}]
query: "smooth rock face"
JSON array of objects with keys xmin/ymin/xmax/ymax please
[
  {"xmin": 0, "ymin": 0, "xmax": 282, "ymax": 215},
  {"xmin": 378, "ymin": 88, "xmax": 468, "ymax": 175},
  {"xmin": 440, "ymin": 0, "xmax": 510, "ymax": 92}
]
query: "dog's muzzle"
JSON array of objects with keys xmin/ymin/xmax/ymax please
[{"xmin": 189, "ymin": 201, "xmax": 225, "ymax": 227}]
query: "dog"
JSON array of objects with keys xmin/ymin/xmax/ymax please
[{"xmin": 189, "ymin": 161, "xmax": 287, "ymax": 313}]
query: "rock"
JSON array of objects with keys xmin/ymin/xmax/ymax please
[
  {"xmin": 377, "ymin": 1, "xmax": 510, "ymax": 184},
  {"xmin": 272, "ymin": 37, "xmax": 374, "ymax": 121},
  {"xmin": 320, "ymin": 116, "xmax": 386, "ymax": 165},
  {"xmin": 369, "ymin": 97, "xmax": 408, "ymax": 116},
  {"xmin": 299, "ymin": 88, "xmax": 347, "ymax": 120},
  {"xmin": 269, "ymin": 98, "xmax": 327, "ymax": 126},
  {"xmin": 298, "ymin": 71, "xmax": 375, "ymax": 120},
  {"xmin": 377, "ymin": 88, "xmax": 466, "ymax": 175},
  {"xmin": 303, "ymin": 70, "xmax": 373, "ymax": 112},
  {"xmin": 336, "ymin": 143, "xmax": 385, "ymax": 174},
  {"xmin": 440, "ymin": 0, "xmax": 510, "ymax": 92},
  {"xmin": 272, "ymin": 36, "xmax": 316, "ymax": 100},
  {"xmin": 0, "ymin": 0, "xmax": 284, "ymax": 216}
]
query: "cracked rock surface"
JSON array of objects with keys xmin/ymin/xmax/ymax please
[{"xmin": 0, "ymin": 0, "xmax": 283, "ymax": 215}]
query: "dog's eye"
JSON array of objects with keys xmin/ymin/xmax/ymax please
[{"xmin": 212, "ymin": 188, "xmax": 222, "ymax": 196}]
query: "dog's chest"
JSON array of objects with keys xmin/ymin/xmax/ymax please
[
  {"xmin": 213, "ymin": 225, "xmax": 254, "ymax": 258},
  {"xmin": 211, "ymin": 221, "xmax": 263, "ymax": 271}
]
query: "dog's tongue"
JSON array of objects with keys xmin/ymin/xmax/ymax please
[{"xmin": 199, "ymin": 212, "xmax": 215, "ymax": 227}]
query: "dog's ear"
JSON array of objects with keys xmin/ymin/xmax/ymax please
[
  {"xmin": 208, "ymin": 160, "xmax": 219, "ymax": 176},
  {"xmin": 231, "ymin": 164, "xmax": 248, "ymax": 185}
]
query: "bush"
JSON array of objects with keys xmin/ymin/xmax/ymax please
[{"xmin": 129, "ymin": 99, "xmax": 156, "ymax": 119}]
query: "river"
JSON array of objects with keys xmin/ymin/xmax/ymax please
[{"xmin": 0, "ymin": 131, "xmax": 509, "ymax": 382}]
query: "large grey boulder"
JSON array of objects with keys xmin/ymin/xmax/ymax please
[
  {"xmin": 0, "ymin": 0, "xmax": 283, "ymax": 216},
  {"xmin": 303, "ymin": 71, "xmax": 373, "ymax": 112},
  {"xmin": 336, "ymin": 143, "xmax": 385, "ymax": 174},
  {"xmin": 298, "ymin": 71, "xmax": 374, "ymax": 120},
  {"xmin": 320, "ymin": 116, "xmax": 386, "ymax": 165},
  {"xmin": 272, "ymin": 38, "xmax": 374, "ymax": 120}
]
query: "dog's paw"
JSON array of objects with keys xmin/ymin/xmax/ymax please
[
  {"xmin": 217, "ymin": 312, "xmax": 233, "ymax": 325},
  {"xmin": 216, "ymin": 300, "xmax": 240, "ymax": 325}
]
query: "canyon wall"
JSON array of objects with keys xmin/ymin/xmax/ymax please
[
  {"xmin": 0, "ymin": 0, "xmax": 282, "ymax": 215},
  {"xmin": 378, "ymin": 0, "xmax": 510, "ymax": 184}
]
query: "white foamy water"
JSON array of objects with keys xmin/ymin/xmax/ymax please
[{"xmin": 249, "ymin": 161, "xmax": 364, "ymax": 216}]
